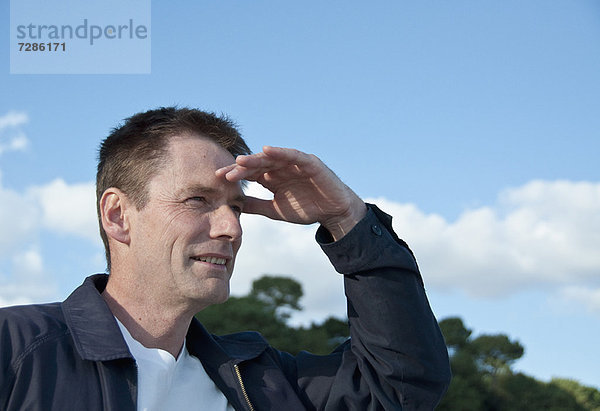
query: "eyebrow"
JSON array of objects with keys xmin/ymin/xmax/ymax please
[{"xmin": 177, "ymin": 185, "xmax": 246, "ymax": 203}]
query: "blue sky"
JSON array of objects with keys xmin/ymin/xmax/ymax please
[{"xmin": 2, "ymin": 0, "xmax": 599, "ymax": 390}]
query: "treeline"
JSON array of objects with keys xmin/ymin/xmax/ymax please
[
  {"xmin": 196, "ymin": 275, "xmax": 600, "ymax": 410},
  {"xmin": 196, "ymin": 275, "xmax": 348, "ymax": 355},
  {"xmin": 437, "ymin": 317, "xmax": 600, "ymax": 410}
]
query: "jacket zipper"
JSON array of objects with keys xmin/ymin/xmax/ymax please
[{"xmin": 233, "ymin": 363, "xmax": 255, "ymax": 411}]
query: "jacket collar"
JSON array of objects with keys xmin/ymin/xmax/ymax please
[
  {"xmin": 61, "ymin": 274, "xmax": 132, "ymax": 361},
  {"xmin": 62, "ymin": 274, "xmax": 270, "ymax": 410},
  {"xmin": 187, "ymin": 318, "xmax": 269, "ymax": 365},
  {"xmin": 186, "ymin": 318, "xmax": 269, "ymax": 409},
  {"xmin": 62, "ymin": 274, "xmax": 269, "ymax": 364}
]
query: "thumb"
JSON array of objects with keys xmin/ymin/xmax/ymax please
[{"xmin": 242, "ymin": 196, "xmax": 280, "ymax": 220}]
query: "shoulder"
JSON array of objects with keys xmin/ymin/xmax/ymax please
[
  {"xmin": 0, "ymin": 302, "xmax": 67, "ymax": 336},
  {"xmin": 0, "ymin": 302, "xmax": 70, "ymax": 367}
]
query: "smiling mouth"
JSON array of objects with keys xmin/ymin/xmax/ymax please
[{"xmin": 192, "ymin": 256, "xmax": 227, "ymax": 265}]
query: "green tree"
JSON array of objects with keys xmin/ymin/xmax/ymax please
[
  {"xmin": 249, "ymin": 275, "xmax": 302, "ymax": 320},
  {"xmin": 551, "ymin": 378, "xmax": 600, "ymax": 411},
  {"xmin": 470, "ymin": 334, "xmax": 524, "ymax": 376},
  {"xmin": 198, "ymin": 283, "xmax": 600, "ymax": 409},
  {"xmin": 437, "ymin": 316, "xmax": 600, "ymax": 411},
  {"xmin": 439, "ymin": 317, "xmax": 472, "ymax": 350},
  {"xmin": 438, "ymin": 318, "xmax": 487, "ymax": 411},
  {"xmin": 195, "ymin": 275, "xmax": 349, "ymax": 355},
  {"xmin": 494, "ymin": 373, "xmax": 585, "ymax": 410}
]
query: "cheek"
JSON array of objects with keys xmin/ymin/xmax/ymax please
[
  {"xmin": 170, "ymin": 210, "xmax": 210, "ymax": 237},
  {"xmin": 233, "ymin": 238, "xmax": 242, "ymax": 256}
]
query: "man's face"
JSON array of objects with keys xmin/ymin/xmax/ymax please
[{"xmin": 127, "ymin": 135, "xmax": 244, "ymax": 310}]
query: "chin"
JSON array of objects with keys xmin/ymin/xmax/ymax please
[
  {"xmin": 211, "ymin": 292, "xmax": 230, "ymax": 305},
  {"xmin": 203, "ymin": 281, "xmax": 230, "ymax": 306}
]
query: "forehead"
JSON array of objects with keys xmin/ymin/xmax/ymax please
[
  {"xmin": 166, "ymin": 134, "xmax": 236, "ymax": 170},
  {"xmin": 150, "ymin": 134, "xmax": 241, "ymax": 196}
]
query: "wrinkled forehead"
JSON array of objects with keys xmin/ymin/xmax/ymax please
[
  {"xmin": 165, "ymin": 133, "xmax": 237, "ymax": 168},
  {"xmin": 160, "ymin": 134, "xmax": 243, "ymax": 196}
]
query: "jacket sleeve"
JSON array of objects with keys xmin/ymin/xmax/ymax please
[{"xmin": 294, "ymin": 204, "xmax": 451, "ymax": 410}]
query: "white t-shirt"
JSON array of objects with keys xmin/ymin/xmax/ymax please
[{"xmin": 115, "ymin": 318, "xmax": 235, "ymax": 411}]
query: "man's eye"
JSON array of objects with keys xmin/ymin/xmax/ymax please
[{"xmin": 187, "ymin": 197, "xmax": 207, "ymax": 203}]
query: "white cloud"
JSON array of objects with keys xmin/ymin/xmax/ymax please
[
  {"xmin": 1, "ymin": 111, "xmax": 102, "ymax": 307},
  {"xmin": 7, "ymin": 133, "xmax": 29, "ymax": 151},
  {"xmin": 29, "ymin": 179, "xmax": 99, "ymax": 243},
  {"xmin": 0, "ymin": 181, "xmax": 39, "ymax": 256},
  {"xmin": 12, "ymin": 248, "xmax": 43, "ymax": 276},
  {"xmin": 0, "ymin": 111, "xmax": 28, "ymax": 129},
  {"xmin": 0, "ymin": 248, "xmax": 56, "ymax": 308},
  {"xmin": 366, "ymin": 180, "xmax": 600, "ymax": 297},
  {"xmin": 0, "ymin": 111, "xmax": 29, "ymax": 155},
  {"xmin": 559, "ymin": 286, "xmax": 600, "ymax": 314},
  {"xmin": 232, "ymin": 181, "xmax": 600, "ymax": 322},
  {"xmin": 0, "ymin": 176, "xmax": 98, "ymax": 249},
  {"xmin": 2, "ymin": 174, "xmax": 599, "ymax": 319},
  {"xmin": 0, "ymin": 174, "xmax": 98, "ymax": 306}
]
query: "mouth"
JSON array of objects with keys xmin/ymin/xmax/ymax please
[{"xmin": 191, "ymin": 256, "xmax": 228, "ymax": 266}]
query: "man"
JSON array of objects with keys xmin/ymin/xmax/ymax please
[{"xmin": 0, "ymin": 107, "xmax": 450, "ymax": 410}]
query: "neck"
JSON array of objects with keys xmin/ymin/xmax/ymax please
[{"xmin": 101, "ymin": 277, "xmax": 194, "ymax": 358}]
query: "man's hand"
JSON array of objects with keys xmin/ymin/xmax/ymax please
[{"xmin": 216, "ymin": 146, "xmax": 367, "ymax": 241}]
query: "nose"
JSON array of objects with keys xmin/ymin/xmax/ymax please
[{"xmin": 209, "ymin": 205, "xmax": 243, "ymax": 241}]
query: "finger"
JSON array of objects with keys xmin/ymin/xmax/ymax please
[
  {"xmin": 261, "ymin": 166, "xmax": 304, "ymax": 184},
  {"xmin": 228, "ymin": 147, "xmax": 326, "ymax": 188},
  {"xmin": 234, "ymin": 151, "xmax": 319, "ymax": 183},
  {"xmin": 233, "ymin": 166, "xmax": 303, "ymax": 188},
  {"xmin": 215, "ymin": 163, "xmax": 237, "ymax": 178},
  {"xmin": 224, "ymin": 151, "xmax": 282, "ymax": 181},
  {"xmin": 219, "ymin": 164, "xmax": 269, "ymax": 183},
  {"xmin": 261, "ymin": 146, "xmax": 318, "ymax": 168},
  {"xmin": 235, "ymin": 151, "xmax": 279, "ymax": 168},
  {"xmin": 242, "ymin": 196, "xmax": 281, "ymax": 220},
  {"xmin": 236, "ymin": 146, "xmax": 315, "ymax": 169}
]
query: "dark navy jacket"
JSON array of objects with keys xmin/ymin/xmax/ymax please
[{"xmin": 0, "ymin": 205, "xmax": 451, "ymax": 410}]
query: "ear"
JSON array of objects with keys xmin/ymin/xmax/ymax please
[{"xmin": 100, "ymin": 188, "xmax": 132, "ymax": 245}]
